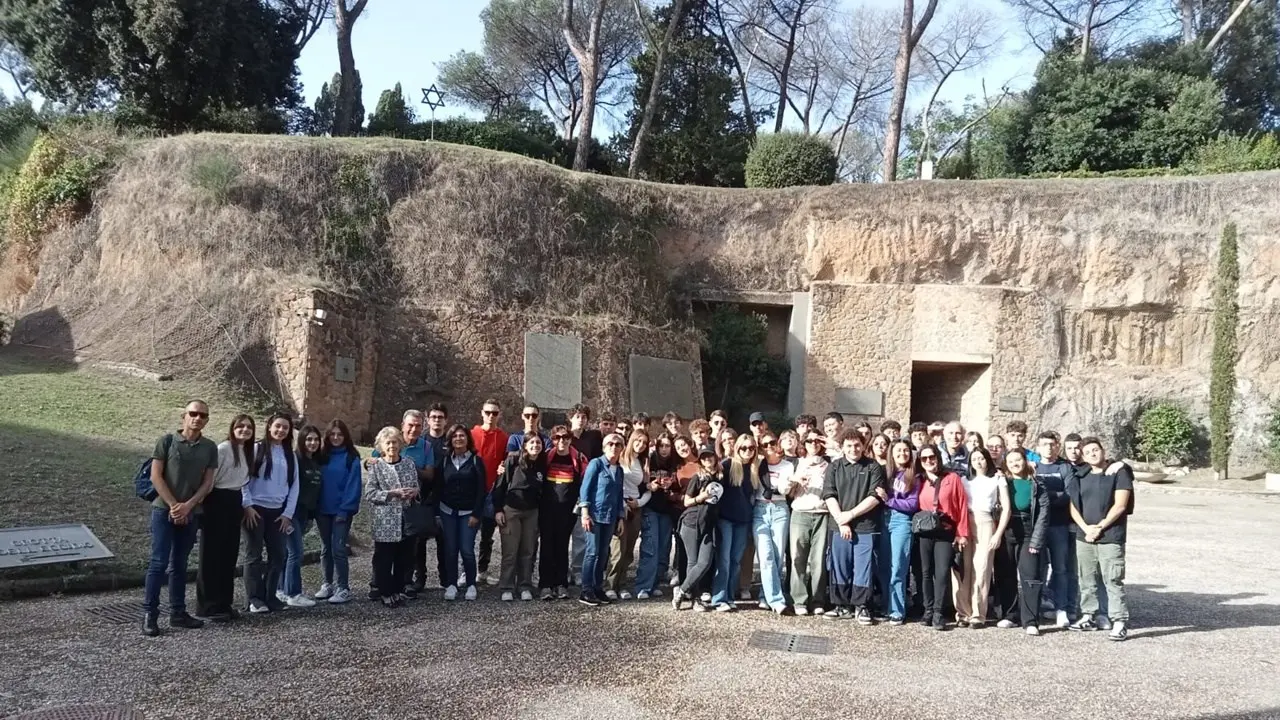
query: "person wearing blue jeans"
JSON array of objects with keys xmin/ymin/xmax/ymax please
[
  {"xmin": 1034, "ymin": 431, "xmax": 1080, "ymax": 626},
  {"xmin": 754, "ymin": 431, "xmax": 794, "ymax": 613},
  {"xmin": 435, "ymin": 424, "xmax": 488, "ymax": 601},
  {"xmin": 144, "ymin": 508, "xmax": 201, "ymax": 625},
  {"xmin": 635, "ymin": 505, "xmax": 674, "ymax": 597},
  {"xmin": 314, "ymin": 420, "xmax": 363, "ymax": 604},
  {"xmin": 578, "ymin": 435, "xmax": 626, "ymax": 606},
  {"xmin": 822, "ymin": 431, "xmax": 887, "ymax": 624},
  {"xmin": 710, "ymin": 436, "xmax": 760, "ymax": 612},
  {"xmin": 877, "ymin": 440, "xmax": 920, "ymax": 624},
  {"xmin": 279, "ymin": 425, "xmax": 323, "ymax": 607}
]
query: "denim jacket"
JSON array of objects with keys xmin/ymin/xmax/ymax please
[{"xmin": 579, "ymin": 456, "xmax": 625, "ymax": 525}]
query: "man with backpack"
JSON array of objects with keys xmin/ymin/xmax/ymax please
[
  {"xmin": 142, "ymin": 400, "xmax": 219, "ymax": 637},
  {"xmin": 1067, "ymin": 436, "xmax": 1134, "ymax": 641}
]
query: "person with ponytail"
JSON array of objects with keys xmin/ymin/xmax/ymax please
[{"xmin": 240, "ymin": 412, "xmax": 299, "ymax": 614}]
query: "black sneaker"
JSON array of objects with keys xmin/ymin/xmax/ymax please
[
  {"xmin": 206, "ymin": 610, "xmax": 233, "ymax": 624},
  {"xmin": 932, "ymin": 615, "xmax": 947, "ymax": 631},
  {"xmin": 855, "ymin": 607, "xmax": 874, "ymax": 626},
  {"xmin": 578, "ymin": 593, "xmax": 601, "ymax": 607},
  {"xmin": 403, "ymin": 587, "xmax": 418, "ymax": 600},
  {"xmin": 367, "ymin": 589, "xmax": 381, "ymax": 601},
  {"xmin": 142, "ymin": 613, "xmax": 161, "ymax": 637},
  {"xmin": 169, "ymin": 612, "xmax": 204, "ymax": 630},
  {"xmin": 1069, "ymin": 615, "xmax": 1097, "ymax": 632},
  {"xmin": 411, "ymin": 579, "xmax": 427, "ymax": 593}
]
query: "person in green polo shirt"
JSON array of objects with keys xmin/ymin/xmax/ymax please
[{"xmin": 142, "ymin": 400, "xmax": 219, "ymax": 637}]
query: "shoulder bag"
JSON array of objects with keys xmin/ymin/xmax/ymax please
[{"xmin": 911, "ymin": 475, "xmax": 950, "ymax": 537}]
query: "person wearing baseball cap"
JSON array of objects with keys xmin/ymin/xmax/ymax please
[
  {"xmin": 783, "ymin": 431, "xmax": 832, "ymax": 615},
  {"xmin": 749, "ymin": 412, "xmax": 770, "ymax": 441}
]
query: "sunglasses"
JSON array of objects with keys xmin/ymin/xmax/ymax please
[
  {"xmin": 804, "ymin": 439, "xmax": 823, "ymax": 445},
  {"xmin": 737, "ymin": 445, "xmax": 756, "ymax": 452},
  {"xmin": 761, "ymin": 440, "xmax": 777, "ymax": 447},
  {"xmin": 187, "ymin": 411, "xmax": 209, "ymax": 419},
  {"xmin": 523, "ymin": 413, "xmax": 539, "ymax": 419},
  {"xmin": 483, "ymin": 410, "xmax": 499, "ymax": 416},
  {"xmin": 553, "ymin": 435, "xmax": 570, "ymax": 441},
  {"xmin": 920, "ymin": 455, "xmax": 939, "ymax": 462}
]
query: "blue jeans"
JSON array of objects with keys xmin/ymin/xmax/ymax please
[
  {"xmin": 1045, "ymin": 524, "xmax": 1080, "ymax": 615},
  {"xmin": 316, "ymin": 514, "xmax": 352, "ymax": 589},
  {"xmin": 143, "ymin": 507, "xmax": 200, "ymax": 615},
  {"xmin": 438, "ymin": 511, "xmax": 479, "ymax": 588},
  {"xmin": 278, "ymin": 514, "xmax": 311, "ymax": 597},
  {"xmin": 711, "ymin": 518, "xmax": 750, "ymax": 606},
  {"xmin": 634, "ymin": 508, "xmax": 674, "ymax": 594},
  {"xmin": 582, "ymin": 521, "xmax": 615, "ymax": 596},
  {"xmin": 878, "ymin": 511, "xmax": 913, "ymax": 619},
  {"xmin": 752, "ymin": 502, "xmax": 789, "ymax": 609}
]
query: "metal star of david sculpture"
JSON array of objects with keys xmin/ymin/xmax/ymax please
[{"xmin": 421, "ymin": 85, "xmax": 445, "ymax": 111}]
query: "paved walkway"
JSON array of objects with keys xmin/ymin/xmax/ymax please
[{"xmin": 2, "ymin": 492, "xmax": 1278, "ymax": 720}]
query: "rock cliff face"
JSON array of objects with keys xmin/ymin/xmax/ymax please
[{"xmin": 5, "ymin": 135, "xmax": 1277, "ymax": 460}]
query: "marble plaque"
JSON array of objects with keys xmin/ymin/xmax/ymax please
[
  {"xmin": 629, "ymin": 355, "xmax": 695, "ymax": 418},
  {"xmin": 834, "ymin": 388, "xmax": 885, "ymax": 416},
  {"xmin": 524, "ymin": 333, "xmax": 582, "ymax": 409},
  {"xmin": 0, "ymin": 524, "xmax": 115, "ymax": 569}
]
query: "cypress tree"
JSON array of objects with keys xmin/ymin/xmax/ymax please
[{"xmin": 1210, "ymin": 223, "xmax": 1239, "ymax": 479}]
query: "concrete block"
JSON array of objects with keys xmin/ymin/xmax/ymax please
[
  {"xmin": 629, "ymin": 355, "xmax": 696, "ymax": 418},
  {"xmin": 998, "ymin": 395, "xmax": 1027, "ymax": 413},
  {"xmin": 524, "ymin": 333, "xmax": 582, "ymax": 409}
]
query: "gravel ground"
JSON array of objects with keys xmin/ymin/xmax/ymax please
[{"xmin": 2, "ymin": 491, "xmax": 1278, "ymax": 720}]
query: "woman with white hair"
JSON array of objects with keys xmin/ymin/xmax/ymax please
[{"xmin": 364, "ymin": 426, "xmax": 420, "ymax": 608}]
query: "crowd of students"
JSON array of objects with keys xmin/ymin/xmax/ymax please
[{"xmin": 140, "ymin": 399, "xmax": 1135, "ymax": 643}]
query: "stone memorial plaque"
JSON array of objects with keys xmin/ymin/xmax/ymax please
[
  {"xmin": 999, "ymin": 395, "xmax": 1027, "ymax": 413},
  {"xmin": 833, "ymin": 388, "xmax": 884, "ymax": 416},
  {"xmin": 629, "ymin": 355, "xmax": 695, "ymax": 418},
  {"xmin": 0, "ymin": 524, "xmax": 114, "ymax": 569},
  {"xmin": 524, "ymin": 333, "xmax": 582, "ymax": 409},
  {"xmin": 334, "ymin": 356, "xmax": 356, "ymax": 383}
]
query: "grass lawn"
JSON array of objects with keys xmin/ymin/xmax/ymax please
[{"xmin": 0, "ymin": 350, "xmax": 268, "ymax": 581}]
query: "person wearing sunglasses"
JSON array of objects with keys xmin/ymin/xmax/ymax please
[
  {"xmin": 470, "ymin": 400, "xmax": 509, "ymax": 587},
  {"xmin": 142, "ymin": 401, "xmax": 219, "ymax": 636},
  {"xmin": 784, "ymin": 432, "xmax": 830, "ymax": 615},
  {"xmin": 915, "ymin": 445, "xmax": 971, "ymax": 630},
  {"xmin": 539, "ymin": 427, "xmax": 587, "ymax": 600},
  {"xmin": 754, "ymin": 431, "xmax": 795, "ymax": 614},
  {"xmin": 506, "ymin": 403, "xmax": 551, "ymax": 458},
  {"xmin": 821, "ymin": 430, "xmax": 886, "ymax": 624},
  {"xmin": 578, "ymin": 434, "xmax": 627, "ymax": 606},
  {"xmin": 709, "ymin": 435, "xmax": 759, "ymax": 612}
]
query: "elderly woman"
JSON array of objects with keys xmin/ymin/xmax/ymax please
[{"xmin": 364, "ymin": 426, "xmax": 421, "ymax": 608}]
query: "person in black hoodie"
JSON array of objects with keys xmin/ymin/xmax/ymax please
[
  {"xmin": 671, "ymin": 448, "xmax": 722, "ymax": 611},
  {"xmin": 821, "ymin": 429, "xmax": 887, "ymax": 624},
  {"xmin": 539, "ymin": 426, "xmax": 586, "ymax": 600},
  {"xmin": 435, "ymin": 424, "xmax": 488, "ymax": 602},
  {"xmin": 494, "ymin": 434, "xmax": 547, "ymax": 602}
]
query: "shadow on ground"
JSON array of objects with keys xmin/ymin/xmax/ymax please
[{"xmin": 1129, "ymin": 584, "xmax": 1280, "ymax": 639}]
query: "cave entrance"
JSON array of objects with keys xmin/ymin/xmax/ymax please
[{"xmin": 909, "ymin": 360, "xmax": 992, "ymax": 431}]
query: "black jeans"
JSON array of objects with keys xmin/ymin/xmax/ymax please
[
  {"xmin": 241, "ymin": 505, "xmax": 285, "ymax": 607},
  {"xmin": 478, "ymin": 517, "xmax": 497, "ymax": 574},
  {"xmin": 994, "ymin": 513, "xmax": 1026, "ymax": 621},
  {"xmin": 196, "ymin": 488, "xmax": 243, "ymax": 615},
  {"xmin": 538, "ymin": 502, "xmax": 575, "ymax": 589},
  {"xmin": 917, "ymin": 532, "xmax": 956, "ymax": 621},
  {"xmin": 1002, "ymin": 513, "xmax": 1046, "ymax": 626},
  {"xmin": 374, "ymin": 538, "xmax": 416, "ymax": 596},
  {"xmin": 677, "ymin": 525, "xmax": 715, "ymax": 595}
]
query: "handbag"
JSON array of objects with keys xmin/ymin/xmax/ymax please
[
  {"xmin": 402, "ymin": 498, "xmax": 437, "ymax": 538},
  {"xmin": 911, "ymin": 476, "xmax": 951, "ymax": 537}
]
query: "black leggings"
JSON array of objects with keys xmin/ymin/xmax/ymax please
[
  {"xmin": 1002, "ymin": 514, "xmax": 1046, "ymax": 626},
  {"xmin": 538, "ymin": 502, "xmax": 576, "ymax": 589},
  {"xmin": 678, "ymin": 525, "xmax": 715, "ymax": 595},
  {"xmin": 917, "ymin": 533, "xmax": 955, "ymax": 620}
]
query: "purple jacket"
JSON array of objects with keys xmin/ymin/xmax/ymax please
[{"xmin": 884, "ymin": 471, "xmax": 920, "ymax": 515}]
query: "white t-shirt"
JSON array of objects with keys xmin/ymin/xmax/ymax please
[
  {"xmin": 212, "ymin": 441, "xmax": 253, "ymax": 491},
  {"xmin": 966, "ymin": 473, "xmax": 1004, "ymax": 513},
  {"xmin": 763, "ymin": 460, "xmax": 795, "ymax": 504}
]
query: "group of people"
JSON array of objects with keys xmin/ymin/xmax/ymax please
[{"xmin": 139, "ymin": 399, "xmax": 1135, "ymax": 643}]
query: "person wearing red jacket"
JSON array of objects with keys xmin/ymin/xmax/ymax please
[
  {"xmin": 471, "ymin": 398, "xmax": 509, "ymax": 586},
  {"xmin": 915, "ymin": 445, "xmax": 971, "ymax": 631}
]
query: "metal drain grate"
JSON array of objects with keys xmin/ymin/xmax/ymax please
[
  {"xmin": 9, "ymin": 704, "xmax": 145, "ymax": 719},
  {"xmin": 84, "ymin": 602, "xmax": 170, "ymax": 625},
  {"xmin": 748, "ymin": 630, "xmax": 832, "ymax": 655}
]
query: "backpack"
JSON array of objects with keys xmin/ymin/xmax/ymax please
[{"xmin": 135, "ymin": 434, "xmax": 175, "ymax": 502}]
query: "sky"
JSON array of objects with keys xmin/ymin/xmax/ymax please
[{"xmin": 1, "ymin": 0, "xmax": 1044, "ymax": 132}]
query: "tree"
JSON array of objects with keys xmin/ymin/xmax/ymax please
[
  {"xmin": 1002, "ymin": 0, "xmax": 1152, "ymax": 57},
  {"xmin": 882, "ymin": 0, "xmax": 939, "ymax": 182},
  {"xmin": 628, "ymin": 0, "xmax": 688, "ymax": 177},
  {"xmin": 705, "ymin": 0, "xmax": 762, "ymax": 133},
  {"xmin": 270, "ymin": 0, "xmax": 332, "ymax": 52},
  {"xmin": 623, "ymin": 0, "xmax": 754, "ymax": 185},
  {"xmin": 822, "ymin": 9, "xmax": 897, "ymax": 165},
  {"xmin": 736, "ymin": 0, "xmax": 832, "ymax": 133},
  {"xmin": 367, "ymin": 82, "xmax": 415, "ymax": 136},
  {"xmin": 437, "ymin": 50, "xmax": 526, "ymax": 117},
  {"xmin": 1210, "ymin": 222, "xmax": 1239, "ymax": 479},
  {"xmin": 0, "ymin": 0, "xmax": 302, "ymax": 132},
  {"xmin": 744, "ymin": 131, "xmax": 837, "ymax": 187},
  {"xmin": 333, "ymin": 0, "xmax": 369, "ymax": 137},
  {"xmin": 299, "ymin": 71, "xmax": 364, "ymax": 136},
  {"xmin": 0, "ymin": 40, "xmax": 33, "ymax": 100},
  {"xmin": 1199, "ymin": 0, "xmax": 1280, "ymax": 131},
  {"xmin": 562, "ymin": 0, "xmax": 610, "ymax": 170}
]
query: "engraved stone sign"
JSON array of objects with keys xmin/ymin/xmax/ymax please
[
  {"xmin": 335, "ymin": 356, "xmax": 356, "ymax": 383},
  {"xmin": 629, "ymin": 355, "xmax": 695, "ymax": 418},
  {"xmin": 0, "ymin": 524, "xmax": 114, "ymax": 569},
  {"xmin": 834, "ymin": 388, "xmax": 885, "ymax": 416},
  {"xmin": 524, "ymin": 333, "xmax": 582, "ymax": 409},
  {"xmin": 999, "ymin": 395, "xmax": 1027, "ymax": 413}
]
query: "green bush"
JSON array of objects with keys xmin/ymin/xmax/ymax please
[
  {"xmin": 1266, "ymin": 402, "xmax": 1280, "ymax": 472},
  {"xmin": 1184, "ymin": 133, "xmax": 1280, "ymax": 173},
  {"xmin": 189, "ymin": 152, "xmax": 242, "ymax": 205},
  {"xmin": 1135, "ymin": 403, "xmax": 1196, "ymax": 465},
  {"xmin": 744, "ymin": 132, "xmax": 837, "ymax": 188}
]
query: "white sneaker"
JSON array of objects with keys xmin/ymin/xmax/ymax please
[
  {"xmin": 1055, "ymin": 610, "xmax": 1070, "ymax": 628},
  {"xmin": 444, "ymin": 585, "xmax": 458, "ymax": 601},
  {"xmin": 275, "ymin": 590, "xmax": 290, "ymax": 604},
  {"xmin": 464, "ymin": 585, "xmax": 478, "ymax": 601},
  {"xmin": 795, "ymin": 607, "xmax": 810, "ymax": 616},
  {"xmin": 997, "ymin": 619, "xmax": 1016, "ymax": 629},
  {"xmin": 286, "ymin": 594, "xmax": 316, "ymax": 608},
  {"xmin": 328, "ymin": 588, "xmax": 351, "ymax": 604},
  {"xmin": 636, "ymin": 591, "xmax": 651, "ymax": 600},
  {"xmin": 501, "ymin": 591, "xmax": 514, "ymax": 602},
  {"xmin": 737, "ymin": 589, "xmax": 752, "ymax": 601},
  {"xmin": 1108, "ymin": 620, "xmax": 1128, "ymax": 641},
  {"xmin": 605, "ymin": 590, "xmax": 619, "ymax": 601},
  {"xmin": 520, "ymin": 590, "xmax": 533, "ymax": 601},
  {"xmin": 249, "ymin": 600, "xmax": 270, "ymax": 614},
  {"xmin": 700, "ymin": 592, "xmax": 711, "ymax": 603},
  {"xmin": 314, "ymin": 583, "xmax": 334, "ymax": 600},
  {"xmin": 758, "ymin": 600, "xmax": 769, "ymax": 610},
  {"xmin": 1026, "ymin": 625, "xmax": 1041, "ymax": 636},
  {"xmin": 619, "ymin": 591, "xmax": 633, "ymax": 600},
  {"xmin": 1095, "ymin": 614, "xmax": 1113, "ymax": 631}
]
